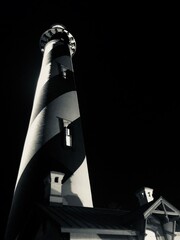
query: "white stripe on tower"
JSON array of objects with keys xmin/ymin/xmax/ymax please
[
  {"xmin": 5, "ymin": 24, "xmax": 93, "ymax": 240},
  {"xmin": 15, "ymin": 25, "xmax": 93, "ymax": 207}
]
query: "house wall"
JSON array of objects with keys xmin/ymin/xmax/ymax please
[
  {"xmin": 70, "ymin": 233, "xmax": 137, "ymax": 240},
  {"xmin": 145, "ymin": 230, "xmax": 157, "ymax": 239},
  {"xmin": 70, "ymin": 233, "xmax": 101, "ymax": 240},
  {"xmin": 174, "ymin": 232, "xmax": 180, "ymax": 240}
]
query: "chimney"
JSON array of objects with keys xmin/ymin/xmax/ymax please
[
  {"xmin": 50, "ymin": 171, "xmax": 64, "ymax": 205},
  {"xmin": 136, "ymin": 187, "xmax": 154, "ymax": 206},
  {"xmin": 44, "ymin": 171, "xmax": 64, "ymax": 206}
]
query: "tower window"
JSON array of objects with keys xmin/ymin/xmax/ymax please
[
  {"xmin": 57, "ymin": 63, "xmax": 67, "ymax": 79},
  {"xmin": 65, "ymin": 127, "xmax": 72, "ymax": 147},
  {"xmin": 57, "ymin": 117, "xmax": 73, "ymax": 148}
]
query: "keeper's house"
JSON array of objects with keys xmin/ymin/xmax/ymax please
[{"xmin": 23, "ymin": 184, "xmax": 180, "ymax": 240}]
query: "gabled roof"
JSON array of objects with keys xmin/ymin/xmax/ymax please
[
  {"xmin": 123, "ymin": 196, "xmax": 180, "ymax": 225},
  {"xmin": 36, "ymin": 203, "xmax": 138, "ymax": 236},
  {"xmin": 143, "ymin": 196, "xmax": 180, "ymax": 219}
]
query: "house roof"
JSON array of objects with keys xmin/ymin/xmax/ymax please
[
  {"xmin": 36, "ymin": 203, "xmax": 138, "ymax": 236},
  {"xmin": 124, "ymin": 196, "xmax": 180, "ymax": 225},
  {"xmin": 34, "ymin": 197, "xmax": 180, "ymax": 236},
  {"xmin": 143, "ymin": 196, "xmax": 180, "ymax": 219}
]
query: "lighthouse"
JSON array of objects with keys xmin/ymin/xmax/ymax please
[{"xmin": 5, "ymin": 24, "xmax": 93, "ymax": 240}]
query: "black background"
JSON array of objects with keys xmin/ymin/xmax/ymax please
[{"xmin": 1, "ymin": 1, "xmax": 179, "ymax": 239}]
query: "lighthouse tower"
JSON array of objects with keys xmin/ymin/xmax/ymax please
[{"xmin": 5, "ymin": 24, "xmax": 93, "ymax": 240}]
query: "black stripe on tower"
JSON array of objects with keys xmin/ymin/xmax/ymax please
[
  {"xmin": 30, "ymin": 41, "xmax": 75, "ymax": 121},
  {"xmin": 6, "ymin": 117, "xmax": 85, "ymax": 240},
  {"xmin": 50, "ymin": 43, "xmax": 71, "ymax": 60},
  {"xmin": 30, "ymin": 74, "xmax": 75, "ymax": 122},
  {"xmin": 18, "ymin": 117, "xmax": 85, "ymax": 187}
]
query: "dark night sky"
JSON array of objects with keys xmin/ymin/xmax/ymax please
[{"xmin": 1, "ymin": 1, "xmax": 179, "ymax": 238}]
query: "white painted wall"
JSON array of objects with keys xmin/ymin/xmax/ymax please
[
  {"xmin": 175, "ymin": 233, "xmax": 180, "ymax": 240},
  {"xmin": 70, "ymin": 233, "xmax": 101, "ymax": 240},
  {"xmin": 145, "ymin": 230, "xmax": 157, "ymax": 240}
]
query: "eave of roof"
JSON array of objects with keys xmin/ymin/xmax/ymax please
[
  {"xmin": 36, "ymin": 203, "xmax": 138, "ymax": 236},
  {"xmin": 61, "ymin": 227, "xmax": 137, "ymax": 235}
]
